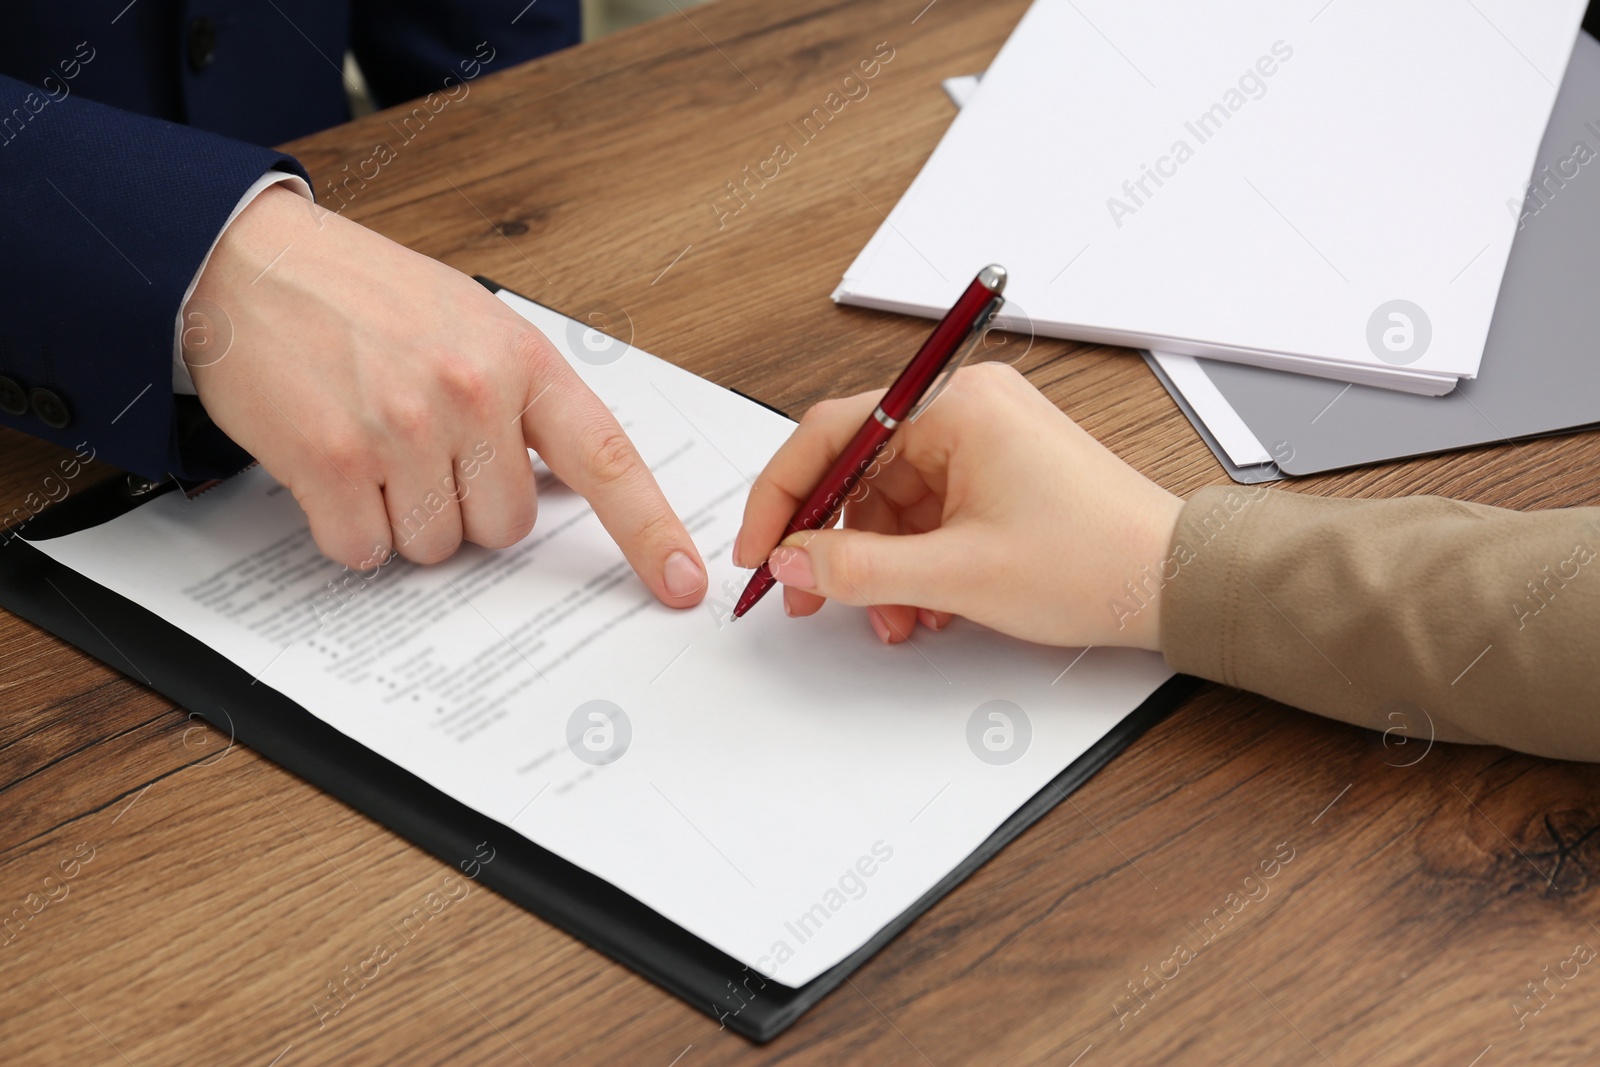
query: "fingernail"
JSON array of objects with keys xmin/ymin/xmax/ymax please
[
  {"xmin": 917, "ymin": 608, "xmax": 941, "ymax": 631},
  {"xmin": 768, "ymin": 545, "xmax": 815, "ymax": 589},
  {"xmin": 731, "ymin": 531, "xmax": 742, "ymax": 567},
  {"xmin": 868, "ymin": 607, "xmax": 892, "ymax": 644},
  {"xmin": 663, "ymin": 551, "xmax": 705, "ymax": 599},
  {"xmin": 782, "ymin": 586, "xmax": 796, "ymax": 617}
]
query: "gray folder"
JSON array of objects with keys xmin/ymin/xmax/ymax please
[{"xmin": 1158, "ymin": 31, "xmax": 1600, "ymax": 480}]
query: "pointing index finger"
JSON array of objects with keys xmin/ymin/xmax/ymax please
[{"xmin": 518, "ymin": 344, "xmax": 706, "ymax": 607}]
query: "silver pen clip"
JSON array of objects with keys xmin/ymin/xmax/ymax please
[{"xmin": 907, "ymin": 293, "xmax": 1005, "ymax": 422}]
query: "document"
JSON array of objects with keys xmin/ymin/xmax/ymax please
[
  {"xmin": 29, "ymin": 291, "xmax": 1172, "ymax": 986},
  {"xmin": 1147, "ymin": 30, "xmax": 1600, "ymax": 479},
  {"xmin": 837, "ymin": 0, "xmax": 1588, "ymax": 393}
]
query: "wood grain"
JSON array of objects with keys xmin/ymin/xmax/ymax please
[{"xmin": 5, "ymin": 1, "xmax": 1600, "ymax": 1063}]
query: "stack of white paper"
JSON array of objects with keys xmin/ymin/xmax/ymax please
[{"xmin": 837, "ymin": 0, "xmax": 1587, "ymax": 395}]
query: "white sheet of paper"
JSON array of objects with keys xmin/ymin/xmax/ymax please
[
  {"xmin": 1150, "ymin": 352, "xmax": 1271, "ymax": 467},
  {"xmin": 940, "ymin": 74, "xmax": 982, "ymax": 109},
  {"xmin": 28, "ymin": 291, "xmax": 1172, "ymax": 986},
  {"xmin": 838, "ymin": 0, "xmax": 1586, "ymax": 392}
]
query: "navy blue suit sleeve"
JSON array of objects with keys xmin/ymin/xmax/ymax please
[
  {"xmin": 0, "ymin": 74, "xmax": 309, "ymax": 481},
  {"xmin": 349, "ymin": 0, "xmax": 580, "ymax": 108}
]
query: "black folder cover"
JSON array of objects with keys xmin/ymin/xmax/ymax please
[{"xmin": 0, "ymin": 286, "xmax": 1199, "ymax": 1041}]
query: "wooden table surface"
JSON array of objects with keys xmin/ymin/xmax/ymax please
[{"xmin": 6, "ymin": 1, "xmax": 1600, "ymax": 1063}]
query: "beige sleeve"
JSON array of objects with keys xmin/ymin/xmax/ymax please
[{"xmin": 1159, "ymin": 485, "xmax": 1600, "ymax": 761}]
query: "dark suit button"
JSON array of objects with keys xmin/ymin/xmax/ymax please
[
  {"xmin": 188, "ymin": 17, "xmax": 217, "ymax": 73},
  {"xmin": 30, "ymin": 388, "xmax": 71, "ymax": 429},
  {"xmin": 0, "ymin": 376, "xmax": 25, "ymax": 416}
]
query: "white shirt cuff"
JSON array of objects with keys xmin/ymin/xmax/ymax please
[{"xmin": 172, "ymin": 171, "xmax": 313, "ymax": 395}]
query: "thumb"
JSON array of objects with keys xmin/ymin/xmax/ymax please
[{"xmin": 768, "ymin": 527, "xmax": 962, "ymax": 610}]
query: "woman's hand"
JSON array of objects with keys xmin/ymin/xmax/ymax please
[{"xmin": 733, "ymin": 362, "xmax": 1183, "ymax": 650}]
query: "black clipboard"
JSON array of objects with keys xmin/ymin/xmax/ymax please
[{"xmin": 0, "ymin": 283, "xmax": 1200, "ymax": 1041}]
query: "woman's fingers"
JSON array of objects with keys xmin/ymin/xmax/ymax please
[
  {"xmin": 735, "ymin": 391, "xmax": 884, "ymax": 568},
  {"xmin": 783, "ymin": 585, "xmax": 826, "ymax": 618},
  {"xmin": 767, "ymin": 524, "xmax": 968, "ymax": 616},
  {"xmin": 761, "ymin": 433, "xmax": 955, "ymax": 641}
]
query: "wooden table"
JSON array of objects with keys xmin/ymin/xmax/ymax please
[{"xmin": 6, "ymin": 1, "xmax": 1600, "ymax": 1062}]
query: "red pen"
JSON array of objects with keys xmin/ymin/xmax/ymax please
[{"xmin": 733, "ymin": 264, "xmax": 1007, "ymax": 619}]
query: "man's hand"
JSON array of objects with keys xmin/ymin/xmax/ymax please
[{"xmin": 183, "ymin": 184, "xmax": 706, "ymax": 607}]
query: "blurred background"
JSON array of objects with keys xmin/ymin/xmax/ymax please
[
  {"xmin": 582, "ymin": 0, "xmax": 713, "ymax": 38},
  {"xmin": 345, "ymin": 0, "xmax": 714, "ymax": 115}
]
